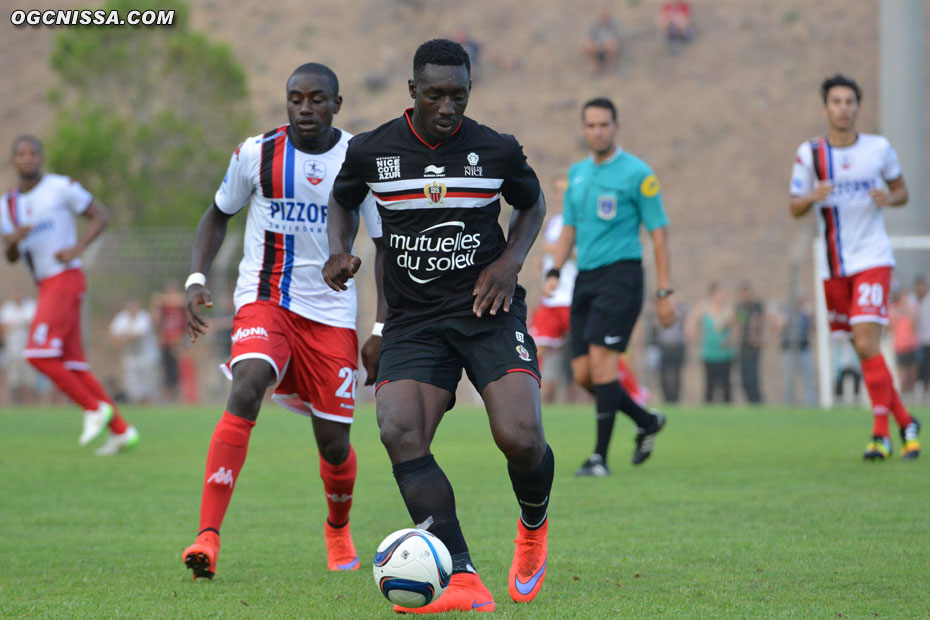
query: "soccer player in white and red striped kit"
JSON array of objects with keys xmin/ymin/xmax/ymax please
[
  {"xmin": 181, "ymin": 63, "xmax": 384, "ymax": 579},
  {"xmin": 1, "ymin": 135, "xmax": 139, "ymax": 456},
  {"xmin": 790, "ymin": 74, "xmax": 920, "ymax": 461}
]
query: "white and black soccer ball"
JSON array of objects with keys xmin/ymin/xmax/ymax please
[{"xmin": 372, "ymin": 528, "xmax": 452, "ymax": 608}]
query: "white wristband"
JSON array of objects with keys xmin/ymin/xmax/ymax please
[
  {"xmin": 372, "ymin": 322, "xmax": 384, "ymax": 337},
  {"xmin": 185, "ymin": 272, "xmax": 206, "ymax": 290}
]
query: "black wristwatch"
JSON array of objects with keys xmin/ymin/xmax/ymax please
[{"xmin": 656, "ymin": 288, "xmax": 674, "ymax": 299}]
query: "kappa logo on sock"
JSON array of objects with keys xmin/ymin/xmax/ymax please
[
  {"xmin": 207, "ymin": 466, "xmax": 235, "ymax": 488},
  {"xmin": 325, "ymin": 492, "xmax": 353, "ymax": 503}
]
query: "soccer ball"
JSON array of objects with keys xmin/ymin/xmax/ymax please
[{"xmin": 373, "ymin": 528, "xmax": 452, "ymax": 608}]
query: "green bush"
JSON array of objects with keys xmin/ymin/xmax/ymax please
[{"xmin": 47, "ymin": 0, "xmax": 251, "ymax": 226}]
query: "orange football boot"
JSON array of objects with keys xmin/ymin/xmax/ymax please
[
  {"xmin": 393, "ymin": 571, "xmax": 495, "ymax": 614},
  {"xmin": 325, "ymin": 521, "xmax": 359, "ymax": 570},
  {"xmin": 183, "ymin": 530, "xmax": 220, "ymax": 580},
  {"xmin": 509, "ymin": 518, "xmax": 548, "ymax": 603}
]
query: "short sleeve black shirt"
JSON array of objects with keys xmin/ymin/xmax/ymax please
[{"xmin": 333, "ymin": 109, "xmax": 541, "ymax": 335}]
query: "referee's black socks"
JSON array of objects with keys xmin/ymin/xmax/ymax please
[
  {"xmin": 594, "ymin": 381, "xmax": 653, "ymax": 458},
  {"xmin": 508, "ymin": 443, "xmax": 554, "ymax": 530}
]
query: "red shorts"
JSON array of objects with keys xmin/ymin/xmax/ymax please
[
  {"xmin": 529, "ymin": 305, "xmax": 571, "ymax": 347},
  {"xmin": 222, "ymin": 301, "xmax": 359, "ymax": 423},
  {"xmin": 22, "ymin": 268, "xmax": 89, "ymax": 370},
  {"xmin": 822, "ymin": 266, "xmax": 892, "ymax": 333}
]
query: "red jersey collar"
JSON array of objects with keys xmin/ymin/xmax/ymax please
[{"xmin": 404, "ymin": 108, "xmax": 462, "ymax": 150}]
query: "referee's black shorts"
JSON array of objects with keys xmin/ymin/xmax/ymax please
[
  {"xmin": 376, "ymin": 300, "xmax": 541, "ymax": 409},
  {"xmin": 570, "ymin": 259, "xmax": 643, "ymax": 358}
]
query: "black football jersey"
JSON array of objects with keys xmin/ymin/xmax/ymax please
[{"xmin": 333, "ymin": 109, "xmax": 541, "ymax": 335}]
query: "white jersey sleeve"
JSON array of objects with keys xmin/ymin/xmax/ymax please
[
  {"xmin": 880, "ymin": 138, "xmax": 902, "ymax": 182},
  {"xmin": 360, "ymin": 191, "xmax": 382, "ymax": 239},
  {"xmin": 790, "ymin": 143, "xmax": 814, "ymax": 197},
  {"xmin": 214, "ymin": 141, "xmax": 257, "ymax": 215},
  {"xmin": 61, "ymin": 177, "xmax": 93, "ymax": 215},
  {"xmin": 0, "ymin": 193, "xmax": 11, "ymax": 235}
]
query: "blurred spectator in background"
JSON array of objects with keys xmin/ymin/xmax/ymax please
[
  {"xmin": 889, "ymin": 286, "xmax": 918, "ymax": 402},
  {"xmin": 833, "ymin": 332, "xmax": 862, "ymax": 406},
  {"xmin": 687, "ymin": 281, "xmax": 734, "ymax": 404},
  {"xmin": 650, "ymin": 291, "xmax": 688, "ymax": 403},
  {"xmin": 735, "ymin": 281, "xmax": 765, "ymax": 404},
  {"xmin": 450, "ymin": 28, "xmax": 482, "ymax": 81},
  {"xmin": 914, "ymin": 275, "xmax": 930, "ymax": 403},
  {"xmin": 1, "ymin": 293, "xmax": 39, "ymax": 404},
  {"xmin": 656, "ymin": 1, "xmax": 694, "ymax": 52},
  {"xmin": 583, "ymin": 9, "xmax": 620, "ymax": 74},
  {"xmin": 530, "ymin": 176, "xmax": 581, "ymax": 404},
  {"xmin": 152, "ymin": 280, "xmax": 186, "ymax": 401},
  {"xmin": 109, "ymin": 300, "xmax": 161, "ymax": 403},
  {"xmin": 778, "ymin": 297, "xmax": 816, "ymax": 406}
]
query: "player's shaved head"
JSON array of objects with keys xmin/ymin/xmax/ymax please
[
  {"xmin": 289, "ymin": 63, "xmax": 339, "ymax": 95},
  {"xmin": 10, "ymin": 134, "xmax": 44, "ymax": 180},
  {"xmin": 11, "ymin": 134, "xmax": 43, "ymax": 155},
  {"xmin": 413, "ymin": 39, "xmax": 471, "ymax": 81}
]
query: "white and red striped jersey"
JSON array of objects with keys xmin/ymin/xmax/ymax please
[
  {"xmin": 790, "ymin": 133, "xmax": 902, "ymax": 280},
  {"xmin": 215, "ymin": 126, "xmax": 380, "ymax": 328},
  {"xmin": 540, "ymin": 214, "xmax": 577, "ymax": 308},
  {"xmin": 0, "ymin": 174, "xmax": 93, "ymax": 282}
]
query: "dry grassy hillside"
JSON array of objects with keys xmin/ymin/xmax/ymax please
[
  {"xmin": 2, "ymin": 0, "xmax": 926, "ymax": 299},
  {"xmin": 0, "ymin": 0, "xmax": 927, "ymax": 401}
]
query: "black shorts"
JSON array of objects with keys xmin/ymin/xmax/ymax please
[
  {"xmin": 377, "ymin": 302, "xmax": 541, "ymax": 406},
  {"xmin": 896, "ymin": 349, "xmax": 918, "ymax": 368},
  {"xmin": 570, "ymin": 259, "xmax": 643, "ymax": 358},
  {"xmin": 919, "ymin": 345, "xmax": 930, "ymax": 383}
]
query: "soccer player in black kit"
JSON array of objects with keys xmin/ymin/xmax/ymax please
[{"xmin": 323, "ymin": 39, "xmax": 554, "ymax": 613}]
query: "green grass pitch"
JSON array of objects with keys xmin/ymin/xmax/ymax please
[{"xmin": 1, "ymin": 402, "xmax": 927, "ymax": 619}]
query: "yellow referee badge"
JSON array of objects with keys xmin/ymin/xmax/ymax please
[{"xmin": 640, "ymin": 174, "xmax": 660, "ymax": 198}]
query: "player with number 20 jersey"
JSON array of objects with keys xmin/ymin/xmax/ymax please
[{"xmin": 789, "ymin": 74, "xmax": 919, "ymax": 462}]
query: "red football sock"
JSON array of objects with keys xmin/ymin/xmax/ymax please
[
  {"xmin": 889, "ymin": 389, "xmax": 914, "ymax": 429},
  {"xmin": 72, "ymin": 369, "xmax": 128, "ymax": 434},
  {"xmin": 28, "ymin": 357, "xmax": 99, "ymax": 410},
  {"xmin": 617, "ymin": 358, "xmax": 641, "ymax": 398},
  {"xmin": 319, "ymin": 445, "xmax": 356, "ymax": 527},
  {"xmin": 199, "ymin": 411, "xmax": 255, "ymax": 533},
  {"xmin": 861, "ymin": 354, "xmax": 895, "ymax": 437}
]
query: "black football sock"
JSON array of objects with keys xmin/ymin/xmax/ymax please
[
  {"xmin": 597, "ymin": 380, "xmax": 653, "ymax": 430},
  {"xmin": 393, "ymin": 454, "xmax": 473, "ymax": 573},
  {"xmin": 508, "ymin": 443, "xmax": 554, "ymax": 529},
  {"xmin": 593, "ymin": 382, "xmax": 619, "ymax": 459}
]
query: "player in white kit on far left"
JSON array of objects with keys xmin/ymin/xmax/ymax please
[
  {"xmin": 1, "ymin": 135, "xmax": 139, "ymax": 456},
  {"xmin": 181, "ymin": 63, "xmax": 384, "ymax": 580},
  {"xmin": 789, "ymin": 74, "xmax": 920, "ymax": 461}
]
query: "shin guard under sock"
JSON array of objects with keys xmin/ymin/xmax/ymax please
[
  {"xmin": 320, "ymin": 445, "xmax": 357, "ymax": 527},
  {"xmin": 861, "ymin": 354, "xmax": 895, "ymax": 437},
  {"xmin": 198, "ymin": 411, "xmax": 255, "ymax": 533},
  {"xmin": 508, "ymin": 444, "xmax": 554, "ymax": 529}
]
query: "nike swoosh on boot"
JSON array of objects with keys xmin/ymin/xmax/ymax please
[{"xmin": 514, "ymin": 556, "xmax": 547, "ymax": 595}]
